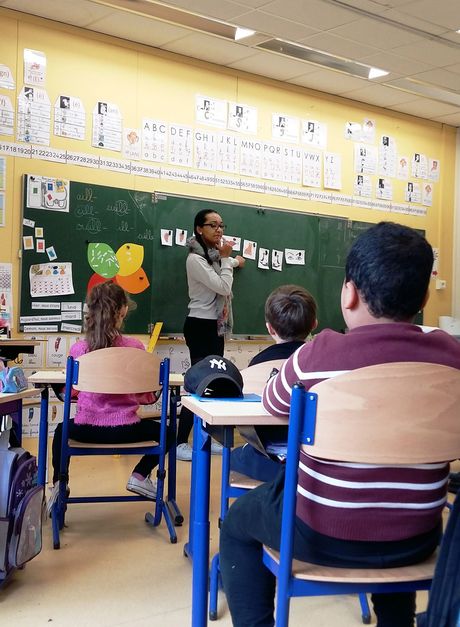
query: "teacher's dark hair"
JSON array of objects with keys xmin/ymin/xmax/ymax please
[
  {"xmin": 193, "ymin": 209, "xmax": 216, "ymax": 265},
  {"xmin": 345, "ymin": 222, "xmax": 433, "ymax": 321}
]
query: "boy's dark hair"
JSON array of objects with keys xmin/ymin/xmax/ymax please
[
  {"xmin": 345, "ymin": 222, "xmax": 433, "ymax": 321},
  {"xmin": 265, "ymin": 285, "xmax": 317, "ymax": 341}
]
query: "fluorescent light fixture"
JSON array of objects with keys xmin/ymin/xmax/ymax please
[
  {"xmin": 386, "ymin": 77, "xmax": 460, "ymax": 107},
  {"xmin": 368, "ymin": 67, "xmax": 389, "ymax": 80},
  {"xmin": 235, "ymin": 27, "xmax": 256, "ymax": 41},
  {"xmin": 257, "ymin": 39, "xmax": 389, "ymax": 82}
]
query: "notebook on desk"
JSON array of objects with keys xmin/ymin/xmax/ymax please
[{"xmin": 190, "ymin": 393, "xmax": 261, "ymax": 402}]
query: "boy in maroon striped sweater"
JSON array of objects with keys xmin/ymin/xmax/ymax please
[{"xmin": 220, "ymin": 222, "xmax": 460, "ymax": 627}]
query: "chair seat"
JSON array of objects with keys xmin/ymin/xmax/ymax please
[
  {"xmin": 263, "ymin": 546, "xmax": 437, "ymax": 583},
  {"xmin": 229, "ymin": 470, "xmax": 264, "ymax": 490},
  {"xmin": 68, "ymin": 439, "xmax": 159, "ymax": 449}
]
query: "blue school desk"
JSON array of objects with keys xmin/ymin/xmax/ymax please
[
  {"xmin": 181, "ymin": 395, "xmax": 287, "ymax": 627},
  {"xmin": 28, "ymin": 370, "xmax": 184, "ymax": 524},
  {"xmin": 0, "ymin": 339, "xmax": 40, "ymax": 363},
  {"xmin": 0, "ymin": 388, "xmax": 39, "ymax": 445}
]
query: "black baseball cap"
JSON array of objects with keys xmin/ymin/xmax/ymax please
[{"xmin": 184, "ymin": 355, "xmax": 244, "ymax": 398}]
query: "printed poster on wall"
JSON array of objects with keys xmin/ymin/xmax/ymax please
[
  {"xmin": 195, "ymin": 95, "xmax": 227, "ymax": 128},
  {"xmin": 29, "ymin": 262, "xmax": 75, "ymax": 298},
  {"xmin": 227, "ymin": 102, "xmax": 257, "ymax": 134},
  {"xmin": 122, "ymin": 127, "xmax": 141, "ymax": 160},
  {"xmin": 92, "ymin": 101, "xmax": 122, "ymax": 151},
  {"xmin": 17, "ymin": 86, "xmax": 51, "ymax": 145},
  {"xmin": 142, "ymin": 118, "xmax": 167, "ymax": 162},
  {"xmin": 0, "ymin": 64, "xmax": 15, "ymax": 90},
  {"xmin": 0, "ymin": 94, "xmax": 14, "ymax": 135},
  {"xmin": 301, "ymin": 120, "xmax": 327, "ymax": 149},
  {"xmin": 24, "ymin": 49, "xmax": 46, "ymax": 86},
  {"xmin": 54, "ymin": 95, "xmax": 86, "ymax": 140},
  {"xmin": 26, "ymin": 175, "xmax": 69, "ymax": 212},
  {"xmin": 272, "ymin": 114, "xmax": 299, "ymax": 143}
]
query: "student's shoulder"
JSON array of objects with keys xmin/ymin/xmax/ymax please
[
  {"xmin": 69, "ymin": 339, "xmax": 88, "ymax": 358},
  {"xmin": 117, "ymin": 335, "xmax": 145, "ymax": 350}
]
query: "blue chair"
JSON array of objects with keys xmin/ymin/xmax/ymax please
[
  {"xmin": 51, "ymin": 347, "xmax": 178, "ymax": 548},
  {"xmin": 263, "ymin": 362, "xmax": 460, "ymax": 626},
  {"xmin": 209, "ymin": 358, "xmax": 370, "ymax": 623}
]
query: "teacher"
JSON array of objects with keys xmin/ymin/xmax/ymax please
[{"xmin": 176, "ymin": 209, "xmax": 245, "ymax": 461}]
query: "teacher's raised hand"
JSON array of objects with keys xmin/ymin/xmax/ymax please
[{"xmin": 216, "ymin": 238, "xmax": 236, "ymax": 258}]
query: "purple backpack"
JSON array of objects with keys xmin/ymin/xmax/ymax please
[{"xmin": 0, "ymin": 434, "xmax": 43, "ymax": 585}]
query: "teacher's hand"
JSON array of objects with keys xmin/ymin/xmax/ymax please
[
  {"xmin": 235, "ymin": 255, "xmax": 245, "ymax": 268},
  {"xmin": 217, "ymin": 239, "xmax": 235, "ymax": 258}
]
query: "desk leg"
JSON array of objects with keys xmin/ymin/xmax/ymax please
[
  {"xmin": 166, "ymin": 385, "xmax": 184, "ymax": 526},
  {"xmin": 190, "ymin": 414, "xmax": 211, "ymax": 627},
  {"xmin": 37, "ymin": 386, "xmax": 49, "ymax": 487}
]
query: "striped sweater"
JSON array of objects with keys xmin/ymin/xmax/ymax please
[{"xmin": 262, "ymin": 323, "xmax": 460, "ymax": 541}]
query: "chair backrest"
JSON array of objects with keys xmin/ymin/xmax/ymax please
[
  {"xmin": 241, "ymin": 359, "xmax": 285, "ymax": 395},
  {"xmin": 303, "ymin": 361, "xmax": 460, "ymax": 464},
  {"xmin": 72, "ymin": 347, "xmax": 163, "ymax": 394}
]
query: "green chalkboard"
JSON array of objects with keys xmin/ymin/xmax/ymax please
[
  {"xmin": 150, "ymin": 195, "xmax": 375, "ymax": 335},
  {"xmin": 20, "ymin": 177, "xmax": 378, "ymax": 335},
  {"xmin": 20, "ymin": 177, "xmax": 156, "ymax": 333}
]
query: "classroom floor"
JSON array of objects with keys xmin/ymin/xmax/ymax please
[{"xmin": 2, "ymin": 438, "xmax": 444, "ymax": 627}]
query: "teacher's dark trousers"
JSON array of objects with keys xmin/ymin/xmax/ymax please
[{"xmin": 177, "ymin": 316, "xmax": 224, "ymax": 445}]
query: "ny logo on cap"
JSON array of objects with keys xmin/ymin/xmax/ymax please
[{"xmin": 209, "ymin": 358, "xmax": 226, "ymax": 370}]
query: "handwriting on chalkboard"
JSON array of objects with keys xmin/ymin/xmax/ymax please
[
  {"xmin": 75, "ymin": 204, "xmax": 97, "ymax": 217},
  {"xmin": 118, "ymin": 221, "xmax": 131, "ymax": 233},
  {"xmin": 77, "ymin": 187, "xmax": 96, "ymax": 202},
  {"xmin": 138, "ymin": 228, "xmax": 154, "ymax": 240},
  {"xmin": 76, "ymin": 217, "xmax": 102, "ymax": 234},
  {"xmin": 106, "ymin": 200, "xmax": 130, "ymax": 216}
]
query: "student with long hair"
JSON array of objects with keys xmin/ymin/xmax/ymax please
[
  {"xmin": 51, "ymin": 281, "xmax": 172, "ymax": 503},
  {"xmin": 177, "ymin": 209, "xmax": 244, "ymax": 461}
]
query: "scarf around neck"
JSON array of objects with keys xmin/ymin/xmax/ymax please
[{"xmin": 187, "ymin": 236, "xmax": 234, "ymax": 339}]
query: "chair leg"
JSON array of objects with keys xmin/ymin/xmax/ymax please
[
  {"xmin": 209, "ymin": 553, "xmax": 220, "ymax": 620},
  {"xmin": 359, "ymin": 593, "xmax": 371, "ymax": 624},
  {"xmin": 51, "ymin": 504, "xmax": 60, "ymax": 550},
  {"xmin": 144, "ymin": 468, "xmax": 178, "ymax": 543}
]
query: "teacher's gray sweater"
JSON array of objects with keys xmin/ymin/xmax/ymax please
[{"xmin": 186, "ymin": 253, "xmax": 239, "ymax": 319}]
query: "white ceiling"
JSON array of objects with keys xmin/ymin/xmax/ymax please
[{"xmin": 2, "ymin": 0, "xmax": 460, "ymax": 126}]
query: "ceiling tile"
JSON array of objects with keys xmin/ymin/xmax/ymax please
[
  {"xmin": 146, "ymin": 0, "xmax": 247, "ymax": 21},
  {"xmin": 262, "ymin": 0, "xmax": 359, "ymax": 30},
  {"xmin": 378, "ymin": 8, "xmax": 449, "ymax": 36},
  {"xmin": 409, "ymin": 69, "xmax": 460, "ymax": 92},
  {"xmin": 1, "ymin": 0, "xmax": 113, "ymax": 26},
  {"xmin": 87, "ymin": 12, "xmax": 193, "ymax": 47},
  {"xmin": 389, "ymin": 97, "xmax": 460, "ymax": 119},
  {"xmin": 392, "ymin": 40, "xmax": 460, "ymax": 67},
  {"xmin": 392, "ymin": 0, "xmax": 460, "ymax": 30},
  {"xmin": 299, "ymin": 32, "xmax": 379, "ymax": 61},
  {"xmin": 359, "ymin": 51, "xmax": 433, "ymax": 76},
  {"xmin": 431, "ymin": 111, "xmax": 460, "ymax": 126},
  {"xmin": 288, "ymin": 68, "xmax": 369, "ymax": 95},
  {"xmin": 341, "ymin": 83, "xmax": 418, "ymax": 107},
  {"xmin": 231, "ymin": 10, "xmax": 319, "ymax": 41},
  {"xmin": 444, "ymin": 62, "xmax": 460, "ymax": 75},
  {"xmin": 229, "ymin": 50, "xmax": 319, "ymax": 81},
  {"xmin": 330, "ymin": 17, "xmax": 423, "ymax": 50},
  {"xmin": 230, "ymin": 0, "xmax": 278, "ymax": 8},
  {"xmin": 161, "ymin": 32, "xmax": 255, "ymax": 66}
]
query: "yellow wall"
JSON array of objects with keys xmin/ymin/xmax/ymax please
[{"xmin": 0, "ymin": 7, "xmax": 457, "ymax": 328}]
